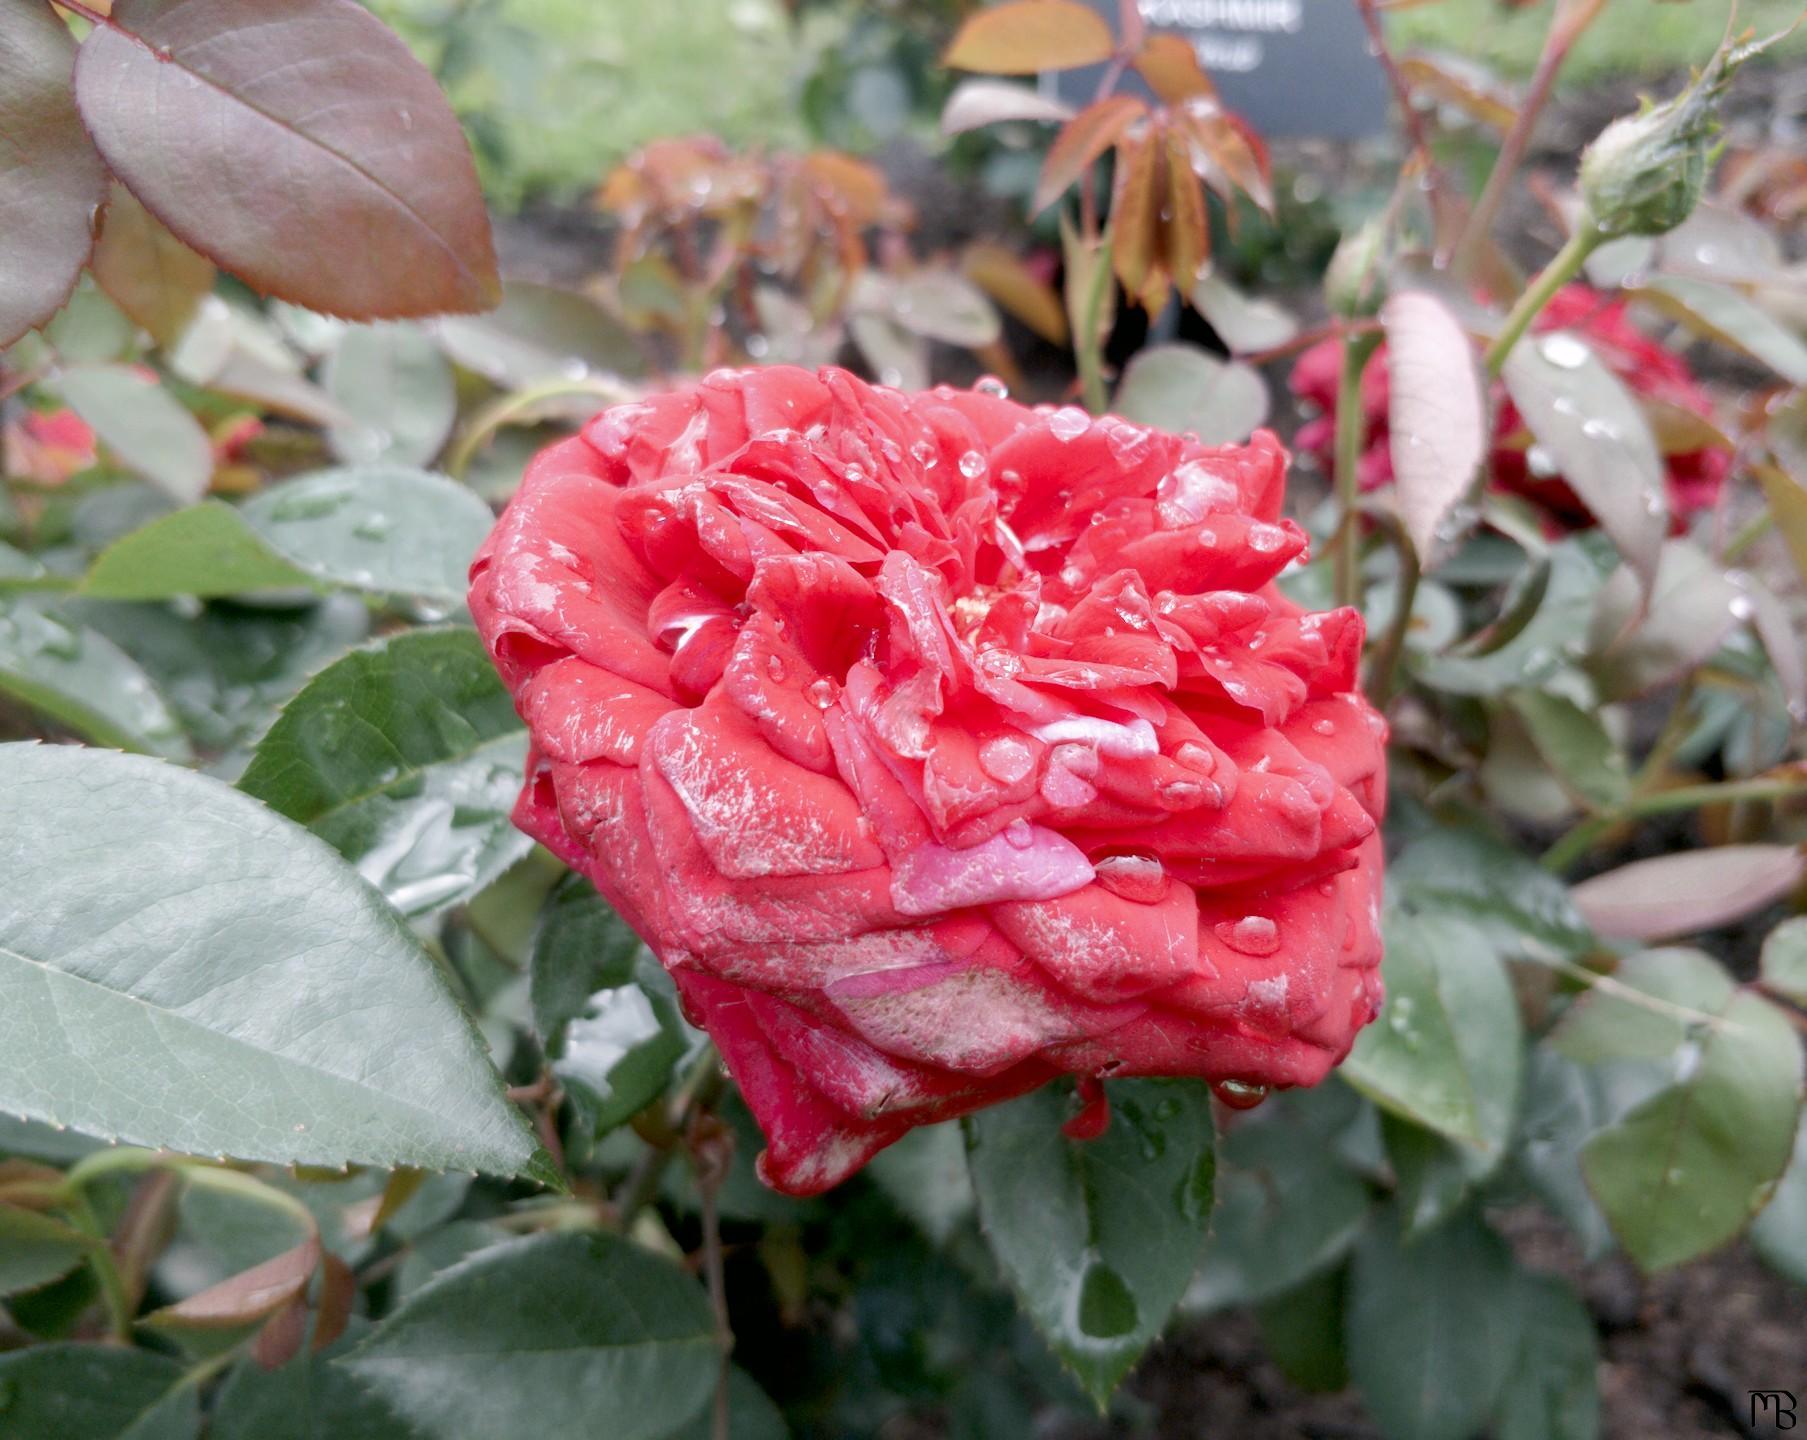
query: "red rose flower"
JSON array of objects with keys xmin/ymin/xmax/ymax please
[
  {"xmin": 1291, "ymin": 284, "xmax": 1730, "ymax": 528},
  {"xmin": 471, "ymin": 367, "xmax": 1387, "ymax": 1195},
  {"xmin": 4, "ymin": 408, "xmax": 98, "ymax": 487}
]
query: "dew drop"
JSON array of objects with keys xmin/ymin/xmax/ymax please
[
  {"xmin": 958, "ymin": 449, "xmax": 987, "ymax": 480},
  {"xmin": 1214, "ymin": 915, "xmax": 1280, "ymax": 956},
  {"xmin": 1003, "ymin": 818, "xmax": 1034, "ymax": 850},
  {"xmin": 765, "ymin": 653, "xmax": 787, "ymax": 682},
  {"xmin": 807, "ymin": 678, "xmax": 837, "ymax": 709},
  {"xmin": 978, "ymin": 733, "xmax": 1035, "ymax": 785},
  {"xmin": 1093, "ymin": 851, "xmax": 1166, "ymax": 903},
  {"xmin": 1174, "ymin": 741, "xmax": 1217, "ymax": 774},
  {"xmin": 1311, "ymin": 718, "xmax": 1336, "ymax": 736},
  {"xmin": 1210, "ymin": 1078, "xmax": 1269, "ymax": 1111},
  {"xmin": 1538, "ymin": 333, "xmax": 1590, "ymax": 369},
  {"xmin": 974, "ymin": 375, "xmax": 1009, "ymax": 398},
  {"xmin": 1048, "ymin": 406, "xmax": 1091, "ymax": 442},
  {"xmin": 1247, "ymin": 522, "xmax": 1287, "ymax": 554},
  {"xmin": 909, "ymin": 438, "xmax": 939, "ymax": 470}
]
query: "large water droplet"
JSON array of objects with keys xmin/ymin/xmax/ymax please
[
  {"xmin": 1093, "ymin": 851, "xmax": 1166, "ymax": 903},
  {"xmin": 977, "ymin": 733, "xmax": 1035, "ymax": 785},
  {"xmin": 1048, "ymin": 406, "xmax": 1091, "ymax": 442},
  {"xmin": 1538, "ymin": 333, "xmax": 1590, "ymax": 369},
  {"xmin": 1214, "ymin": 915, "xmax": 1280, "ymax": 956},
  {"xmin": 974, "ymin": 375, "xmax": 1009, "ymax": 398},
  {"xmin": 958, "ymin": 449, "xmax": 987, "ymax": 480},
  {"xmin": 1003, "ymin": 818, "xmax": 1034, "ymax": 850},
  {"xmin": 1210, "ymin": 1078, "xmax": 1269, "ymax": 1111}
]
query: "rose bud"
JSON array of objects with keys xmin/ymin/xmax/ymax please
[{"xmin": 471, "ymin": 367, "xmax": 1388, "ymax": 1195}]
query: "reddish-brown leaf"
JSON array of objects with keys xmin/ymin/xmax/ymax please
[
  {"xmin": 1161, "ymin": 125, "xmax": 1209, "ymax": 296},
  {"xmin": 1110, "ymin": 131, "xmax": 1163, "ymax": 303},
  {"xmin": 1573, "ymin": 846, "xmax": 1807, "ymax": 942},
  {"xmin": 1397, "ymin": 56, "xmax": 1517, "ymax": 132},
  {"xmin": 90, "ymin": 185, "xmax": 216, "ymax": 345},
  {"xmin": 943, "ymin": 0, "xmax": 1117, "ymax": 74},
  {"xmin": 0, "ymin": 0, "xmax": 109, "ymax": 346},
  {"xmin": 1175, "ymin": 101, "xmax": 1273, "ymax": 214},
  {"xmin": 311, "ymin": 1252, "xmax": 356, "ymax": 1353},
  {"xmin": 1382, "ymin": 291, "xmax": 1486, "ymax": 567},
  {"xmin": 74, "ymin": 0, "xmax": 500, "ymax": 320},
  {"xmin": 156, "ymin": 1237, "xmax": 321, "ymax": 1329},
  {"xmin": 1033, "ymin": 96, "xmax": 1146, "ymax": 215},
  {"xmin": 963, "ymin": 242, "xmax": 1068, "ymax": 345},
  {"xmin": 252, "ymin": 1294, "xmax": 310, "ymax": 1371},
  {"xmin": 1134, "ymin": 33, "xmax": 1216, "ymax": 105}
]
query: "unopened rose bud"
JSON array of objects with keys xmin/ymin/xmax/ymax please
[
  {"xmin": 1578, "ymin": 32, "xmax": 1773, "ymax": 239},
  {"xmin": 1324, "ymin": 217, "xmax": 1388, "ymax": 321}
]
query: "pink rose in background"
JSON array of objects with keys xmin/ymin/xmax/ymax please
[
  {"xmin": 1291, "ymin": 284, "xmax": 1731, "ymax": 529},
  {"xmin": 472, "ymin": 366, "xmax": 1387, "ymax": 1195}
]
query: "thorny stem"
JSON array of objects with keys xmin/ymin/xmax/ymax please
[
  {"xmin": 1332, "ymin": 331, "xmax": 1381, "ymax": 610},
  {"xmin": 1482, "ymin": 227, "xmax": 1602, "ymax": 377},
  {"xmin": 1542, "ymin": 767, "xmax": 1807, "ymax": 873}
]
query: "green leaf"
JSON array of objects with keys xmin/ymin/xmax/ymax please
[
  {"xmin": 341, "ymin": 1231, "xmax": 717, "ymax": 1440},
  {"xmin": 1191, "ymin": 271, "xmax": 1297, "ymax": 353},
  {"xmin": 1253, "ymin": 1267, "xmax": 1349, "ymax": 1394},
  {"xmin": 53, "ymin": 365, "xmax": 214, "ymax": 505},
  {"xmin": 0, "ymin": 1345, "xmax": 196, "ymax": 1440},
  {"xmin": 1493, "ymin": 1274, "xmax": 1600, "ymax": 1440},
  {"xmin": 0, "ymin": 1207, "xmax": 95, "ymax": 1297},
  {"xmin": 0, "ymin": 0, "xmax": 109, "ymax": 348},
  {"xmin": 325, "ymin": 325, "xmax": 458, "ymax": 468},
  {"xmin": 434, "ymin": 280, "xmax": 644, "ymax": 388},
  {"xmin": 1112, "ymin": 343, "xmax": 1268, "ymax": 446},
  {"xmin": 210, "ymin": 1322, "xmax": 415, "ymax": 1440},
  {"xmin": 1382, "ymin": 1115, "xmax": 1476, "ymax": 1236},
  {"xmin": 557, "ymin": 952, "xmax": 687, "ymax": 1138},
  {"xmin": 1585, "ymin": 538, "xmax": 1740, "ymax": 700},
  {"xmin": 1390, "ymin": 826, "xmax": 1592, "ymax": 960},
  {"xmin": 238, "ymin": 628, "xmax": 531, "ymax": 916},
  {"xmin": 1636, "ymin": 274, "xmax": 1807, "ymax": 385},
  {"xmin": 965, "ymin": 1079, "xmax": 1215, "ymax": 1404},
  {"xmin": 0, "ymin": 743, "xmax": 546, "ymax": 1180},
  {"xmin": 1345, "ymin": 1210, "xmax": 1520, "ymax": 1440},
  {"xmin": 0, "ymin": 596, "xmax": 192, "ymax": 759},
  {"xmin": 1342, "ymin": 912, "xmax": 1523, "ymax": 1155},
  {"xmin": 1760, "ymin": 916, "xmax": 1807, "ymax": 1007},
  {"xmin": 1577, "ymin": 952, "xmax": 1803, "ymax": 1269},
  {"xmin": 1190, "ymin": 1114, "xmax": 1370, "ymax": 1309},
  {"xmin": 1506, "ymin": 688, "xmax": 1631, "ymax": 812},
  {"xmin": 663, "ymin": 1370, "xmax": 790, "ymax": 1440},
  {"xmin": 81, "ymin": 503, "xmax": 316, "ymax": 601},
  {"xmin": 1415, "ymin": 539, "xmax": 1603, "ymax": 697},
  {"xmin": 73, "ymin": 0, "xmax": 499, "ymax": 319},
  {"xmin": 867, "ymin": 1122, "xmax": 974, "ymax": 1247},
  {"xmin": 1516, "ymin": 1049, "xmax": 1614, "ymax": 1259},
  {"xmin": 239, "ymin": 466, "xmax": 494, "ymax": 606},
  {"xmin": 530, "ymin": 874, "xmax": 648, "ymax": 1047},
  {"xmin": 1750, "ymin": 1109, "xmax": 1807, "ymax": 1286}
]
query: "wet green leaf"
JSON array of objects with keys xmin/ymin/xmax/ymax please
[
  {"xmin": 1760, "ymin": 916, "xmax": 1807, "ymax": 1007},
  {"xmin": 80, "ymin": 503, "xmax": 315, "ymax": 600},
  {"xmin": 240, "ymin": 465, "xmax": 494, "ymax": 606},
  {"xmin": 238, "ymin": 629, "xmax": 531, "ymax": 917},
  {"xmin": 0, "ymin": 596, "xmax": 192, "ymax": 758},
  {"xmin": 1113, "ymin": 343, "xmax": 1268, "ymax": 445},
  {"xmin": 0, "ymin": 743, "xmax": 546, "ymax": 1179},
  {"xmin": 326, "ymin": 325, "xmax": 458, "ymax": 468},
  {"xmin": 1389, "ymin": 826, "xmax": 1593, "ymax": 960},
  {"xmin": 557, "ymin": 953, "xmax": 687, "ymax": 1138},
  {"xmin": 1515, "ymin": 1049, "xmax": 1615, "ymax": 1259},
  {"xmin": 0, "ymin": 1345, "xmax": 195, "ymax": 1440},
  {"xmin": 1346, "ymin": 1211, "xmax": 1520, "ymax": 1440},
  {"xmin": 1342, "ymin": 912, "xmax": 1523, "ymax": 1155},
  {"xmin": 210, "ymin": 1321, "xmax": 414, "ymax": 1440},
  {"xmin": 1493, "ymin": 1273, "xmax": 1600, "ymax": 1440},
  {"xmin": 53, "ymin": 365, "xmax": 214, "ymax": 505},
  {"xmin": 1506, "ymin": 689, "xmax": 1631, "ymax": 812},
  {"xmin": 965, "ymin": 1079, "xmax": 1215, "ymax": 1404},
  {"xmin": 434, "ymin": 281, "xmax": 644, "ymax": 388},
  {"xmin": 1636, "ymin": 274, "xmax": 1807, "ymax": 385},
  {"xmin": 0, "ymin": 1208, "xmax": 95, "ymax": 1297},
  {"xmin": 1416, "ymin": 540, "xmax": 1603, "ymax": 697},
  {"xmin": 529, "ymin": 875, "xmax": 648, "ymax": 1048},
  {"xmin": 342, "ymin": 1232, "xmax": 716, "ymax": 1440}
]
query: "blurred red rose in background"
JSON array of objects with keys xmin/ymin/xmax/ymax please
[
  {"xmin": 472, "ymin": 367, "xmax": 1386, "ymax": 1194},
  {"xmin": 4, "ymin": 408, "xmax": 98, "ymax": 487},
  {"xmin": 1291, "ymin": 284, "xmax": 1731, "ymax": 528}
]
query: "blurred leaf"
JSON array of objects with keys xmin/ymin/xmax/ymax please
[
  {"xmin": 74, "ymin": 0, "xmax": 499, "ymax": 318},
  {"xmin": 239, "ymin": 465, "xmax": 494, "ymax": 606},
  {"xmin": 1738, "ymin": 574, "xmax": 1807, "ymax": 722},
  {"xmin": 557, "ymin": 953, "xmax": 687, "ymax": 1139},
  {"xmin": 81, "ymin": 503, "xmax": 315, "ymax": 600},
  {"xmin": 0, "ymin": 0, "xmax": 108, "ymax": 348},
  {"xmin": 1634, "ymin": 274, "xmax": 1807, "ymax": 384},
  {"xmin": 1755, "ymin": 462, "xmax": 1807, "ymax": 589},
  {"xmin": 1109, "ymin": 132, "xmax": 1162, "ymax": 303},
  {"xmin": 0, "ymin": 1207, "xmax": 95, "ymax": 1297},
  {"xmin": 0, "ymin": 743, "xmax": 547, "ymax": 1180},
  {"xmin": 343, "ymin": 1231, "xmax": 716, "ymax": 1440},
  {"xmin": 1346, "ymin": 1210, "xmax": 1520, "ymax": 1440},
  {"xmin": 326, "ymin": 325, "xmax": 458, "ymax": 468},
  {"xmin": 848, "ymin": 308, "xmax": 929, "ymax": 391},
  {"xmin": 1033, "ymin": 96, "xmax": 1144, "ymax": 216},
  {"xmin": 1587, "ymin": 539, "xmax": 1740, "ymax": 699},
  {"xmin": 1113, "ymin": 343, "xmax": 1268, "ymax": 445},
  {"xmin": 91, "ymin": 185, "xmax": 216, "ymax": 346},
  {"xmin": 1253, "ymin": 1268, "xmax": 1349, "ymax": 1393},
  {"xmin": 0, "ymin": 1345, "xmax": 195, "ymax": 1440},
  {"xmin": 663, "ymin": 1369, "xmax": 790, "ymax": 1440},
  {"xmin": 940, "ymin": 78, "xmax": 1074, "ymax": 134},
  {"xmin": 1390, "ymin": 827, "xmax": 1593, "ymax": 960},
  {"xmin": 963, "ymin": 244, "xmax": 1068, "ymax": 345},
  {"xmin": 1501, "ymin": 333, "xmax": 1665, "ymax": 594},
  {"xmin": 1493, "ymin": 1273, "xmax": 1600, "ymax": 1440},
  {"xmin": 531, "ymin": 875, "xmax": 646, "ymax": 1047},
  {"xmin": 53, "ymin": 364, "xmax": 214, "ymax": 505},
  {"xmin": 1516, "ymin": 1049, "xmax": 1615, "ymax": 1259},
  {"xmin": 1506, "ymin": 689, "xmax": 1630, "ymax": 812},
  {"xmin": 1159, "ymin": 125, "xmax": 1207, "ymax": 300},
  {"xmin": 1578, "ymin": 952, "xmax": 1801, "ymax": 1269},
  {"xmin": 1397, "ymin": 54, "xmax": 1516, "ymax": 131},
  {"xmin": 1656, "ymin": 203, "xmax": 1786, "ymax": 285},
  {"xmin": 1133, "ymin": 32, "xmax": 1216, "ymax": 104},
  {"xmin": 867, "ymin": 1122, "xmax": 974, "ymax": 1247},
  {"xmin": 892, "ymin": 271, "xmax": 1001, "ymax": 348},
  {"xmin": 1761, "ymin": 916, "xmax": 1807, "ymax": 1006},
  {"xmin": 1191, "ymin": 271, "xmax": 1297, "ymax": 353},
  {"xmin": 211, "ymin": 1320, "xmax": 414, "ymax": 1440},
  {"xmin": 44, "ymin": 278, "xmax": 138, "ymax": 363},
  {"xmin": 1417, "ymin": 540, "xmax": 1602, "ymax": 696},
  {"xmin": 1383, "ymin": 1116, "xmax": 1476, "ymax": 1236},
  {"xmin": 238, "ymin": 628, "xmax": 531, "ymax": 917},
  {"xmin": 1750, "ymin": 1109, "xmax": 1807, "ymax": 1286},
  {"xmin": 1190, "ymin": 1115, "xmax": 1370, "ymax": 1309},
  {"xmin": 1342, "ymin": 912, "xmax": 1523, "ymax": 1154},
  {"xmin": 966, "ymin": 1079, "xmax": 1215, "ymax": 1404},
  {"xmin": 943, "ymin": 0, "xmax": 1116, "ymax": 74},
  {"xmin": 1571, "ymin": 846, "xmax": 1806, "ymax": 943},
  {"xmin": 150, "ymin": 1238, "xmax": 320, "ymax": 1331},
  {"xmin": 0, "ymin": 596, "xmax": 192, "ymax": 758},
  {"xmin": 435, "ymin": 281, "xmax": 644, "ymax": 388},
  {"xmin": 169, "ymin": 296, "xmax": 350, "ymax": 427},
  {"xmin": 1383, "ymin": 291, "xmax": 1486, "ymax": 568},
  {"xmin": 1060, "ymin": 212, "xmax": 1116, "ymax": 365}
]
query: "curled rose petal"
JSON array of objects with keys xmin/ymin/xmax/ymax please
[{"xmin": 473, "ymin": 365, "xmax": 1387, "ymax": 1195}]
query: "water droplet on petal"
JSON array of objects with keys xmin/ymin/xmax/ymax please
[
  {"xmin": 1048, "ymin": 406, "xmax": 1091, "ymax": 442},
  {"xmin": 958, "ymin": 449, "xmax": 987, "ymax": 480},
  {"xmin": 974, "ymin": 375, "xmax": 1009, "ymax": 398},
  {"xmin": 1175, "ymin": 741, "xmax": 1216, "ymax": 774},
  {"xmin": 1093, "ymin": 851, "xmax": 1166, "ymax": 902},
  {"xmin": 807, "ymin": 678, "xmax": 837, "ymax": 709},
  {"xmin": 978, "ymin": 734, "xmax": 1035, "ymax": 785},
  {"xmin": 1215, "ymin": 915, "xmax": 1280, "ymax": 956},
  {"xmin": 1003, "ymin": 818, "xmax": 1034, "ymax": 850},
  {"xmin": 765, "ymin": 653, "xmax": 787, "ymax": 682}
]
